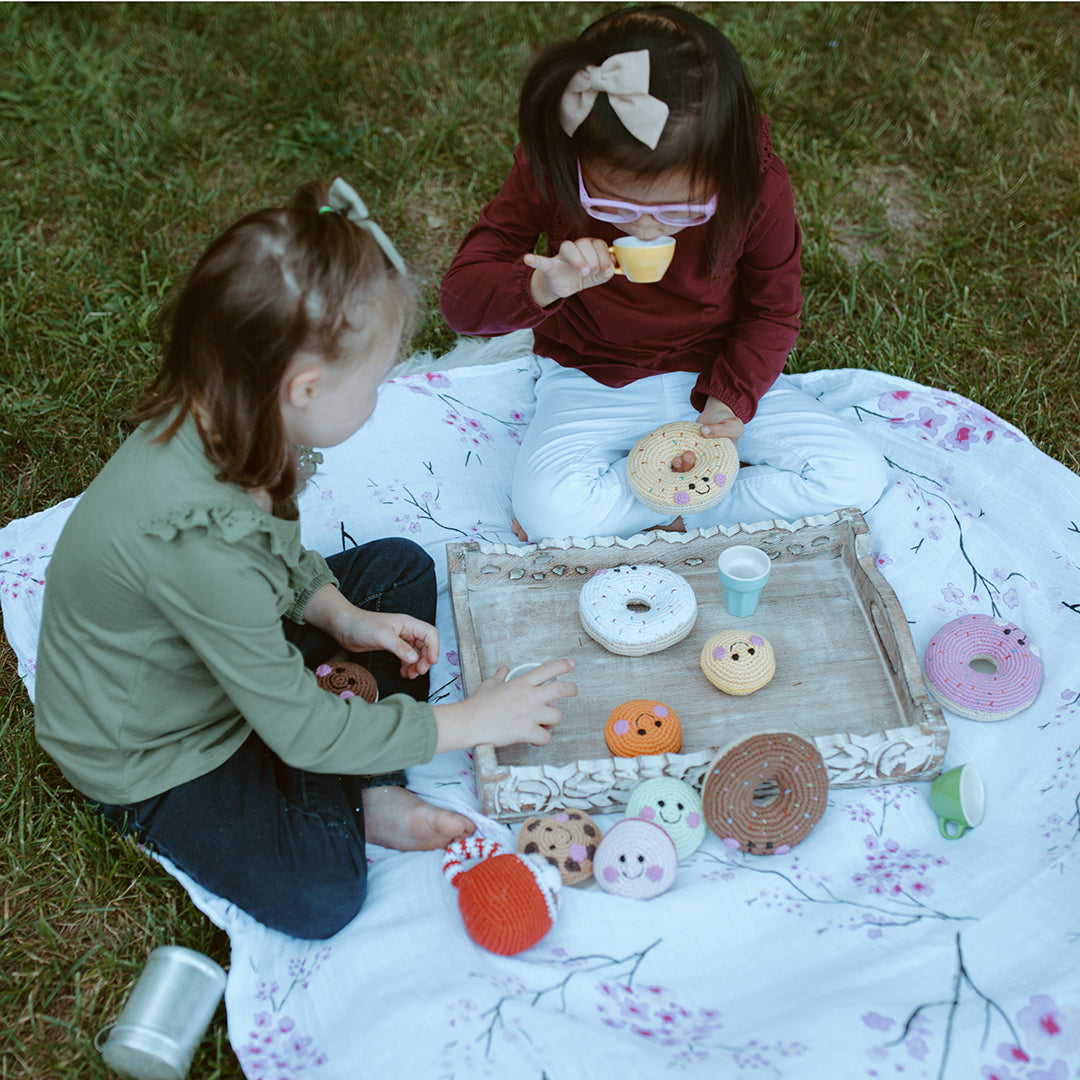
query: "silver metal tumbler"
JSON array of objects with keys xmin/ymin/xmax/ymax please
[{"xmin": 96, "ymin": 946, "xmax": 227, "ymax": 1080}]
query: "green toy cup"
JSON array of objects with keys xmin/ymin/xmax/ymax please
[{"xmin": 929, "ymin": 764, "xmax": 985, "ymax": 839}]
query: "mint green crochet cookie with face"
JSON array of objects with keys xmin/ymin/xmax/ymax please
[{"xmin": 625, "ymin": 776, "xmax": 705, "ymax": 861}]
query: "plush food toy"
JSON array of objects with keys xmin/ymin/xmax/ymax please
[
  {"xmin": 604, "ymin": 699, "xmax": 682, "ymax": 757},
  {"xmin": 314, "ymin": 659, "xmax": 378, "ymax": 703},
  {"xmin": 442, "ymin": 836, "xmax": 561, "ymax": 956},
  {"xmin": 593, "ymin": 818, "xmax": 678, "ymax": 900},
  {"xmin": 625, "ymin": 776, "xmax": 705, "ymax": 861},
  {"xmin": 517, "ymin": 810, "xmax": 601, "ymax": 885}
]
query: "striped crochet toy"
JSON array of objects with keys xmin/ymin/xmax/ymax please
[{"xmin": 442, "ymin": 836, "xmax": 562, "ymax": 956}]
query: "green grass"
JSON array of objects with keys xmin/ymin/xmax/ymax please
[{"xmin": 2, "ymin": 2, "xmax": 1077, "ymax": 1075}]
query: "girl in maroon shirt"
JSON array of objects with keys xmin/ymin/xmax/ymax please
[{"xmin": 441, "ymin": 5, "xmax": 886, "ymax": 541}]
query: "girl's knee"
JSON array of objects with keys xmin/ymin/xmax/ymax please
[
  {"xmin": 819, "ymin": 445, "xmax": 888, "ymax": 514},
  {"xmin": 263, "ymin": 868, "xmax": 367, "ymax": 940}
]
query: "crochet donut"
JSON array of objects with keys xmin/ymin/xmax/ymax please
[
  {"xmin": 923, "ymin": 614, "xmax": 1043, "ymax": 721},
  {"xmin": 701, "ymin": 732, "xmax": 828, "ymax": 855},
  {"xmin": 700, "ymin": 630, "xmax": 776, "ymax": 695},
  {"xmin": 579, "ymin": 563, "xmax": 697, "ymax": 656},
  {"xmin": 627, "ymin": 421, "xmax": 739, "ymax": 515},
  {"xmin": 604, "ymin": 699, "xmax": 683, "ymax": 757},
  {"xmin": 315, "ymin": 659, "xmax": 378, "ymax": 703}
]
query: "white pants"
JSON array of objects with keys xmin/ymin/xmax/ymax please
[{"xmin": 512, "ymin": 358, "xmax": 888, "ymax": 541}]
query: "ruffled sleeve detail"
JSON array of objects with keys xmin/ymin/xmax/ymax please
[{"xmin": 141, "ymin": 501, "xmax": 303, "ymax": 567}]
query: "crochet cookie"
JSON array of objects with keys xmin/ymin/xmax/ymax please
[
  {"xmin": 627, "ymin": 421, "xmax": 739, "ymax": 515},
  {"xmin": 578, "ymin": 563, "xmax": 697, "ymax": 656},
  {"xmin": 701, "ymin": 732, "xmax": 828, "ymax": 855},
  {"xmin": 517, "ymin": 810, "xmax": 601, "ymax": 885},
  {"xmin": 700, "ymin": 631, "xmax": 775, "ymax": 695},
  {"xmin": 923, "ymin": 613, "xmax": 1043, "ymax": 721},
  {"xmin": 315, "ymin": 659, "xmax": 378, "ymax": 703},
  {"xmin": 605, "ymin": 699, "xmax": 682, "ymax": 757},
  {"xmin": 625, "ymin": 776, "xmax": 705, "ymax": 861},
  {"xmin": 593, "ymin": 818, "xmax": 678, "ymax": 900}
]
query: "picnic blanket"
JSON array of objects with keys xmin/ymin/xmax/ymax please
[{"xmin": 3, "ymin": 333, "xmax": 1079, "ymax": 1079}]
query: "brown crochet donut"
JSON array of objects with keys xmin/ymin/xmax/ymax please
[
  {"xmin": 701, "ymin": 732, "xmax": 827, "ymax": 855},
  {"xmin": 315, "ymin": 659, "xmax": 379, "ymax": 703},
  {"xmin": 626, "ymin": 421, "xmax": 739, "ymax": 515}
]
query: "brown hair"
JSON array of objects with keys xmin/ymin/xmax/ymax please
[
  {"xmin": 130, "ymin": 180, "xmax": 413, "ymax": 501},
  {"xmin": 519, "ymin": 4, "xmax": 761, "ymax": 268}
]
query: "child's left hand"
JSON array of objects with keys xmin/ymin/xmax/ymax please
[{"xmin": 696, "ymin": 397, "xmax": 744, "ymax": 443}]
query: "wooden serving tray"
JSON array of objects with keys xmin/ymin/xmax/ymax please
[{"xmin": 447, "ymin": 509, "xmax": 947, "ymax": 822}]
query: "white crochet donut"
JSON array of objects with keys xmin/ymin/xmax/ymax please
[
  {"xmin": 627, "ymin": 421, "xmax": 739, "ymax": 515},
  {"xmin": 923, "ymin": 614, "xmax": 1042, "ymax": 721},
  {"xmin": 578, "ymin": 563, "xmax": 697, "ymax": 656}
]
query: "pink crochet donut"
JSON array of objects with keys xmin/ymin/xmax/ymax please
[{"xmin": 923, "ymin": 614, "xmax": 1042, "ymax": 721}]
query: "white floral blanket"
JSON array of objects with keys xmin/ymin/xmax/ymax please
[{"xmin": 3, "ymin": 335, "xmax": 1079, "ymax": 1079}]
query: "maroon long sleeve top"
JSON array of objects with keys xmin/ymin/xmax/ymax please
[{"xmin": 439, "ymin": 119, "xmax": 803, "ymax": 424}]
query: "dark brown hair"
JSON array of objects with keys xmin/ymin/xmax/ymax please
[
  {"xmin": 131, "ymin": 180, "xmax": 413, "ymax": 501},
  {"xmin": 519, "ymin": 4, "xmax": 761, "ymax": 267}
]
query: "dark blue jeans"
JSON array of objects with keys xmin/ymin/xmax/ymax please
[{"xmin": 93, "ymin": 538, "xmax": 436, "ymax": 940}]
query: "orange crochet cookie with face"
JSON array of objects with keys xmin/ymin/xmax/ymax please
[{"xmin": 604, "ymin": 699, "xmax": 682, "ymax": 757}]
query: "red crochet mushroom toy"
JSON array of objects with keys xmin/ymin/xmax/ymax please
[{"xmin": 442, "ymin": 836, "xmax": 562, "ymax": 956}]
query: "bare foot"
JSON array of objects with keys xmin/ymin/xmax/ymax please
[
  {"xmin": 511, "ymin": 517, "xmax": 529, "ymax": 542},
  {"xmin": 362, "ymin": 786, "xmax": 475, "ymax": 851},
  {"xmin": 670, "ymin": 450, "xmax": 697, "ymax": 473}
]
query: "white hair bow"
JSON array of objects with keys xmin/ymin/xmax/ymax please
[
  {"xmin": 558, "ymin": 49, "xmax": 669, "ymax": 150},
  {"xmin": 327, "ymin": 177, "xmax": 407, "ymax": 274}
]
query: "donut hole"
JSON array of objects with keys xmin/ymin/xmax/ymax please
[
  {"xmin": 669, "ymin": 451, "xmax": 697, "ymax": 474},
  {"xmin": 753, "ymin": 779, "xmax": 780, "ymax": 807},
  {"xmin": 626, "ymin": 599, "xmax": 651, "ymax": 614},
  {"xmin": 968, "ymin": 655, "xmax": 999, "ymax": 675}
]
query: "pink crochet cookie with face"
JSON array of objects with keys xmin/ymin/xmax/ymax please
[
  {"xmin": 923, "ymin": 614, "xmax": 1042, "ymax": 721},
  {"xmin": 593, "ymin": 818, "xmax": 678, "ymax": 900}
]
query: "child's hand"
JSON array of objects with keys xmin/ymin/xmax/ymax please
[
  {"xmin": 697, "ymin": 397, "xmax": 744, "ymax": 443},
  {"xmin": 433, "ymin": 659, "xmax": 577, "ymax": 752},
  {"xmin": 525, "ymin": 240, "xmax": 615, "ymax": 306},
  {"xmin": 336, "ymin": 610, "xmax": 440, "ymax": 679}
]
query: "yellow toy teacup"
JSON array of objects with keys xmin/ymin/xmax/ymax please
[{"xmin": 607, "ymin": 236, "xmax": 676, "ymax": 283}]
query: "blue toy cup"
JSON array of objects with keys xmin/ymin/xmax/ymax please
[{"xmin": 716, "ymin": 545, "xmax": 771, "ymax": 618}]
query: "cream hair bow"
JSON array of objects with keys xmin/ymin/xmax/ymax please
[
  {"xmin": 327, "ymin": 177, "xmax": 407, "ymax": 274},
  {"xmin": 558, "ymin": 49, "xmax": 669, "ymax": 150}
]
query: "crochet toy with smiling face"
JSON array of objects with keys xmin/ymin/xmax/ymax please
[
  {"xmin": 593, "ymin": 817, "xmax": 678, "ymax": 900},
  {"xmin": 604, "ymin": 699, "xmax": 683, "ymax": 757},
  {"xmin": 625, "ymin": 776, "xmax": 705, "ymax": 861},
  {"xmin": 700, "ymin": 630, "xmax": 776, "ymax": 696},
  {"xmin": 314, "ymin": 658, "xmax": 379, "ymax": 703}
]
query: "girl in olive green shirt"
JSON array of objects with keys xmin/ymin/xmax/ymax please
[{"xmin": 34, "ymin": 179, "xmax": 576, "ymax": 939}]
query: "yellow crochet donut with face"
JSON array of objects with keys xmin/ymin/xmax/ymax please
[
  {"xmin": 700, "ymin": 630, "xmax": 776, "ymax": 695},
  {"xmin": 627, "ymin": 421, "xmax": 739, "ymax": 515}
]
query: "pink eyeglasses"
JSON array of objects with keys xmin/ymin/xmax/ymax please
[{"xmin": 577, "ymin": 160, "xmax": 717, "ymax": 227}]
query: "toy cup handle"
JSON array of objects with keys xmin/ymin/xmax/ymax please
[
  {"xmin": 606, "ymin": 246, "xmax": 626, "ymax": 275},
  {"xmin": 939, "ymin": 816, "xmax": 967, "ymax": 840}
]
